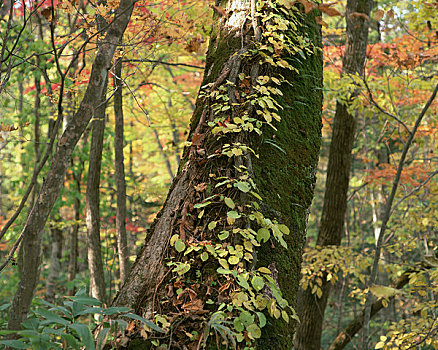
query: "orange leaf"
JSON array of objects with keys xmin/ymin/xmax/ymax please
[
  {"xmin": 386, "ymin": 9, "xmax": 394, "ymax": 19},
  {"xmin": 374, "ymin": 9, "xmax": 385, "ymax": 21}
]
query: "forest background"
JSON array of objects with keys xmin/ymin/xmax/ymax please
[{"xmin": 0, "ymin": 0, "xmax": 437, "ymax": 349}]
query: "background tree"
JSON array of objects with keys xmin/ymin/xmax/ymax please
[{"xmin": 295, "ymin": 0, "xmax": 372, "ymax": 348}]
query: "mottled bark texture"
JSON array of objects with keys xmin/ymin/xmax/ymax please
[
  {"xmin": 114, "ymin": 56, "xmax": 130, "ymax": 286},
  {"xmin": 86, "ymin": 75, "xmax": 108, "ymax": 302},
  {"xmin": 294, "ymin": 0, "xmax": 372, "ymax": 349},
  {"xmin": 114, "ymin": 0, "xmax": 322, "ymax": 348},
  {"xmin": 7, "ymin": 0, "xmax": 135, "ymax": 330}
]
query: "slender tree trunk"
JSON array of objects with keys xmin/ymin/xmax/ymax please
[
  {"xmin": 152, "ymin": 128, "xmax": 174, "ymax": 181},
  {"xmin": 8, "ymin": 73, "xmax": 43, "ymax": 330},
  {"xmin": 113, "ymin": 56, "xmax": 130, "ymax": 286},
  {"xmin": 7, "ymin": 0, "xmax": 135, "ymax": 330},
  {"xmin": 295, "ymin": 0, "xmax": 372, "ymax": 349},
  {"xmin": 45, "ymin": 222, "xmax": 63, "ymax": 302},
  {"xmin": 113, "ymin": 1, "xmax": 322, "ymax": 348},
  {"xmin": 86, "ymin": 75, "xmax": 108, "ymax": 302},
  {"xmin": 67, "ymin": 187, "xmax": 80, "ymax": 284}
]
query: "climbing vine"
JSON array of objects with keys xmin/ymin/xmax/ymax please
[{"xmin": 138, "ymin": 1, "xmax": 320, "ymax": 348}]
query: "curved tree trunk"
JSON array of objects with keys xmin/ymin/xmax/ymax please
[
  {"xmin": 294, "ymin": 0, "xmax": 372, "ymax": 349},
  {"xmin": 113, "ymin": 1, "xmax": 322, "ymax": 348}
]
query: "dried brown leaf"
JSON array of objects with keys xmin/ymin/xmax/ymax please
[
  {"xmin": 350, "ymin": 12, "xmax": 370, "ymax": 21},
  {"xmin": 318, "ymin": 3, "xmax": 342, "ymax": 17}
]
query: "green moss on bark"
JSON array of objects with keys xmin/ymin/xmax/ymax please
[{"xmin": 253, "ymin": 12, "xmax": 322, "ymax": 350}]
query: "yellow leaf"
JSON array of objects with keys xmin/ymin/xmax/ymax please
[
  {"xmin": 316, "ymin": 288, "xmax": 322, "ymax": 298},
  {"xmin": 375, "ymin": 341, "xmax": 385, "ymax": 349},
  {"xmin": 370, "ymin": 285, "xmax": 400, "ymax": 298}
]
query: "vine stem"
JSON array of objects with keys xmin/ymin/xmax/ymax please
[{"xmin": 362, "ymin": 82, "xmax": 438, "ymax": 349}]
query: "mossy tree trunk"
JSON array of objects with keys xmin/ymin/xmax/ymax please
[
  {"xmin": 294, "ymin": 0, "xmax": 372, "ymax": 349},
  {"xmin": 114, "ymin": 0, "xmax": 322, "ymax": 348}
]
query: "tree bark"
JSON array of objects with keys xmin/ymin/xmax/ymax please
[
  {"xmin": 8, "ymin": 74, "xmax": 43, "ymax": 332},
  {"xmin": 7, "ymin": 0, "xmax": 136, "ymax": 330},
  {"xmin": 113, "ymin": 56, "xmax": 130, "ymax": 286},
  {"xmin": 113, "ymin": 1, "xmax": 322, "ymax": 348},
  {"xmin": 86, "ymin": 75, "xmax": 108, "ymax": 302},
  {"xmin": 45, "ymin": 222, "xmax": 63, "ymax": 302},
  {"xmin": 294, "ymin": 0, "xmax": 372, "ymax": 349}
]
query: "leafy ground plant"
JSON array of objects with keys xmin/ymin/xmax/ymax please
[{"xmin": 0, "ymin": 289, "xmax": 163, "ymax": 350}]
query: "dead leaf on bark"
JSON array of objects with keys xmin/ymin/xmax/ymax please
[
  {"xmin": 350, "ymin": 12, "xmax": 370, "ymax": 21},
  {"xmin": 318, "ymin": 3, "xmax": 342, "ymax": 17},
  {"xmin": 194, "ymin": 183, "xmax": 207, "ymax": 192},
  {"xmin": 315, "ymin": 16, "xmax": 328, "ymax": 27},
  {"xmin": 297, "ymin": 0, "xmax": 317, "ymax": 14}
]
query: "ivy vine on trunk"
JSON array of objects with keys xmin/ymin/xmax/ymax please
[{"xmin": 112, "ymin": 0, "xmax": 322, "ymax": 348}]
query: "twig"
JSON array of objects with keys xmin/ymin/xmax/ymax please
[
  {"xmin": 362, "ymin": 81, "xmax": 438, "ymax": 348},
  {"xmin": 123, "ymin": 58, "xmax": 204, "ymax": 70},
  {"xmin": 390, "ymin": 169, "xmax": 438, "ymax": 216},
  {"xmin": 363, "ymin": 78, "xmax": 411, "ymax": 135}
]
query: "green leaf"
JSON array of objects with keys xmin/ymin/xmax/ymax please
[
  {"xmin": 237, "ymin": 275, "xmax": 250, "ymax": 289},
  {"xmin": 0, "ymin": 340, "xmax": 29, "ymax": 349},
  {"xmin": 217, "ymin": 267, "xmax": 232, "ymax": 274},
  {"xmin": 228, "ymin": 255, "xmax": 240, "ymax": 265},
  {"xmin": 258, "ymin": 267, "xmax": 271, "ymax": 274},
  {"xmin": 281, "ymin": 310, "xmax": 289, "ymax": 323},
  {"xmin": 250, "ymin": 191, "xmax": 262, "ymax": 200},
  {"xmin": 173, "ymin": 262, "xmax": 190, "ymax": 275},
  {"xmin": 277, "ymin": 224, "xmax": 290, "ymax": 235},
  {"xmin": 233, "ymin": 318, "xmax": 244, "ymax": 332},
  {"xmin": 218, "ymin": 231, "xmax": 229, "ymax": 240},
  {"xmin": 239, "ymin": 311, "xmax": 254, "ymax": 327},
  {"xmin": 72, "ymin": 307, "xmax": 103, "ymax": 318},
  {"xmin": 370, "ymin": 285, "xmax": 401, "ymax": 298},
  {"xmin": 235, "ymin": 181, "xmax": 251, "ymax": 193},
  {"xmin": 102, "ymin": 306, "xmax": 131, "ymax": 315},
  {"xmin": 278, "ymin": 235, "xmax": 288, "ymax": 248},
  {"xmin": 208, "ymin": 221, "xmax": 217, "ymax": 230},
  {"xmin": 68, "ymin": 323, "xmax": 94, "ymax": 350},
  {"xmin": 70, "ymin": 294, "xmax": 102, "ymax": 306},
  {"xmin": 257, "ymin": 228, "xmax": 270, "ymax": 243},
  {"xmin": 194, "ymin": 201, "xmax": 211, "ymax": 209},
  {"xmin": 227, "ymin": 211, "xmax": 241, "ymax": 219},
  {"xmin": 224, "ymin": 197, "xmax": 235, "ymax": 209},
  {"xmin": 201, "ymin": 252, "xmax": 209, "ymax": 261},
  {"xmin": 251, "ymin": 275, "xmax": 265, "ymax": 291},
  {"xmin": 247, "ymin": 323, "xmax": 262, "ymax": 339},
  {"xmin": 175, "ymin": 239, "xmax": 186, "ymax": 253},
  {"xmin": 256, "ymin": 312, "xmax": 267, "ymax": 328},
  {"xmin": 219, "ymin": 258, "xmax": 229, "ymax": 269},
  {"xmin": 124, "ymin": 313, "xmax": 165, "ymax": 333}
]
